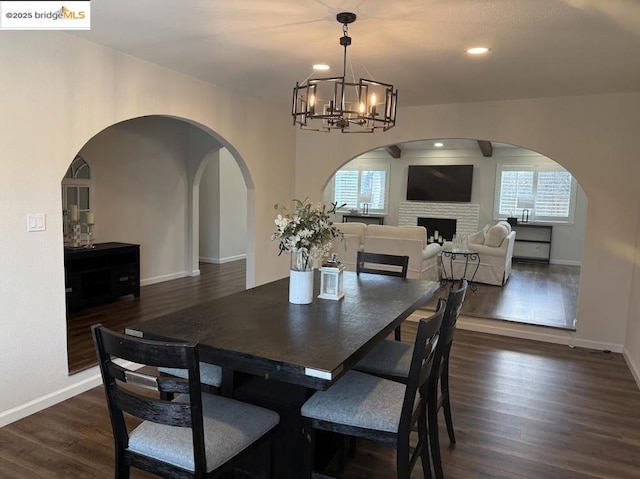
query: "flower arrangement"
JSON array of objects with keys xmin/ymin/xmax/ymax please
[{"xmin": 272, "ymin": 198, "xmax": 343, "ymax": 271}]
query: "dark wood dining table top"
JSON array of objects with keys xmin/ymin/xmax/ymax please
[{"xmin": 127, "ymin": 271, "xmax": 439, "ymax": 390}]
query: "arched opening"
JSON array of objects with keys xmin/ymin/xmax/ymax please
[
  {"xmin": 324, "ymin": 138, "xmax": 586, "ymax": 330},
  {"xmin": 62, "ymin": 116, "xmax": 250, "ymax": 374}
]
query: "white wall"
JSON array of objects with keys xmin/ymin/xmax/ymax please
[
  {"xmin": 0, "ymin": 32, "xmax": 295, "ymax": 426},
  {"xmin": 82, "ymin": 117, "xmax": 198, "ymax": 284},
  {"xmin": 199, "ymin": 148, "xmax": 248, "ymax": 263},
  {"xmin": 298, "ymin": 94, "xmax": 640, "ymax": 372},
  {"xmin": 219, "ymin": 149, "xmax": 248, "ymax": 261},
  {"xmin": 326, "ymin": 146, "xmax": 586, "ymax": 264},
  {"xmin": 199, "ymin": 150, "xmax": 222, "ymax": 263},
  {"xmin": 625, "ymin": 199, "xmax": 640, "ymax": 387}
]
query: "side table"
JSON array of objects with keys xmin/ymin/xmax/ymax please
[{"xmin": 440, "ymin": 249, "xmax": 480, "ymax": 291}]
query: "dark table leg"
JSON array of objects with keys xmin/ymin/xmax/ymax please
[{"xmin": 233, "ymin": 375, "xmax": 341, "ymax": 479}]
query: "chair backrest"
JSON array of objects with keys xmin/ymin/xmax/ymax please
[
  {"xmin": 356, "ymin": 250, "xmax": 409, "ymax": 277},
  {"xmin": 428, "ymin": 279, "xmax": 468, "ymax": 392},
  {"xmin": 91, "ymin": 324, "xmax": 207, "ymax": 476},
  {"xmin": 439, "ymin": 279, "xmax": 468, "ymax": 350},
  {"xmin": 398, "ymin": 299, "xmax": 445, "ymax": 438}
]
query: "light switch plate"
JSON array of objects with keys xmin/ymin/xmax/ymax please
[{"xmin": 26, "ymin": 213, "xmax": 46, "ymax": 232}]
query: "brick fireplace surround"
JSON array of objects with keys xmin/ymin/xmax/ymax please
[{"xmin": 398, "ymin": 202, "xmax": 480, "ymax": 238}]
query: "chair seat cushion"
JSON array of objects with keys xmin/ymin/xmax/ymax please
[
  {"xmin": 158, "ymin": 363, "xmax": 222, "ymax": 388},
  {"xmin": 354, "ymin": 339, "xmax": 413, "ymax": 380},
  {"xmin": 128, "ymin": 393, "xmax": 279, "ymax": 472},
  {"xmin": 301, "ymin": 370, "xmax": 406, "ymax": 433}
]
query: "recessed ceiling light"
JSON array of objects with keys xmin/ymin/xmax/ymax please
[
  {"xmin": 313, "ymin": 64, "xmax": 330, "ymax": 71},
  {"xmin": 434, "ymin": 142, "xmax": 444, "ymax": 148},
  {"xmin": 466, "ymin": 47, "xmax": 490, "ymax": 55}
]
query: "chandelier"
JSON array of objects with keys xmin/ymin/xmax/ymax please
[{"xmin": 292, "ymin": 12, "xmax": 398, "ymax": 133}]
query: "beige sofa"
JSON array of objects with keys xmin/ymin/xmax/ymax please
[
  {"xmin": 330, "ymin": 223, "xmax": 442, "ymax": 281},
  {"xmin": 441, "ymin": 221, "xmax": 516, "ymax": 286}
]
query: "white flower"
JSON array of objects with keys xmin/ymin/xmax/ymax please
[{"xmin": 271, "ymin": 199, "xmax": 342, "ymax": 262}]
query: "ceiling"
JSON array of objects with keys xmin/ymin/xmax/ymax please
[{"xmin": 71, "ymin": 0, "xmax": 640, "ymax": 108}]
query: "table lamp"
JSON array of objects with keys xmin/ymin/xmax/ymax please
[{"xmin": 517, "ymin": 196, "xmax": 534, "ymax": 223}]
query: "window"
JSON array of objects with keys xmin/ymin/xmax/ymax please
[
  {"xmin": 495, "ymin": 164, "xmax": 576, "ymax": 223},
  {"xmin": 333, "ymin": 165, "xmax": 388, "ymax": 213},
  {"xmin": 62, "ymin": 155, "xmax": 93, "ymax": 234}
]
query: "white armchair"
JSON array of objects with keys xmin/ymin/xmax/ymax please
[{"xmin": 442, "ymin": 221, "xmax": 516, "ymax": 286}]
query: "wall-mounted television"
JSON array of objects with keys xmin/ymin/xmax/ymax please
[{"xmin": 406, "ymin": 165, "xmax": 474, "ymax": 202}]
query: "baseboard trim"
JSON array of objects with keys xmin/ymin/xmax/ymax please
[
  {"xmin": 199, "ymin": 254, "xmax": 247, "ymax": 264},
  {"xmin": 0, "ymin": 360, "xmax": 142, "ymax": 428},
  {"xmin": 550, "ymin": 259, "xmax": 582, "ymax": 266},
  {"xmin": 140, "ymin": 271, "xmax": 188, "ymax": 286},
  {"xmin": 413, "ymin": 314, "xmax": 624, "ymax": 353},
  {"xmin": 623, "ymin": 348, "xmax": 640, "ymax": 390}
]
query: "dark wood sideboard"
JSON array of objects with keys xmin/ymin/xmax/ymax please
[{"xmin": 64, "ymin": 242, "xmax": 140, "ymax": 311}]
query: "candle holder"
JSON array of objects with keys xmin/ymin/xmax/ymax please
[
  {"xmin": 71, "ymin": 221, "xmax": 81, "ymax": 247},
  {"xmin": 85, "ymin": 223, "xmax": 95, "ymax": 248},
  {"xmin": 318, "ymin": 255, "xmax": 345, "ymax": 301}
]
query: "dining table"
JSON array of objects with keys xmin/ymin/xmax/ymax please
[{"xmin": 126, "ymin": 270, "xmax": 440, "ymax": 478}]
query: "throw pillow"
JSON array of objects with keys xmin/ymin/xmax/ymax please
[
  {"xmin": 482, "ymin": 223, "xmax": 491, "ymax": 236},
  {"xmin": 468, "ymin": 230, "xmax": 485, "ymax": 245},
  {"xmin": 485, "ymin": 224, "xmax": 509, "ymax": 247}
]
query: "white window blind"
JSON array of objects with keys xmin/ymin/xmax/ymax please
[
  {"xmin": 333, "ymin": 166, "xmax": 388, "ymax": 212},
  {"xmin": 495, "ymin": 164, "xmax": 575, "ymax": 223}
]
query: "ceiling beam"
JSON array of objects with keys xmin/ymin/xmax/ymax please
[
  {"xmin": 385, "ymin": 144, "xmax": 402, "ymax": 159},
  {"xmin": 477, "ymin": 140, "xmax": 493, "ymax": 157}
]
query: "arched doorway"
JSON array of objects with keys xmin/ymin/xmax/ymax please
[
  {"xmin": 324, "ymin": 138, "xmax": 586, "ymax": 330},
  {"xmin": 62, "ymin": 116, "xmax": 250, "ymax": 373}
]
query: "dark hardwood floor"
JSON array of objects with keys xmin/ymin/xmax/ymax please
[
  {"xmin": 68, "ymin": 260, "xmax": 580, "ymax": 374},
  {"xmin": 3, "ymin": 324, "xmax": 639, "ymax": 478},
  {"xmin": 67, "ymin": 261, "xmax": 247, "ymax": 374},
  {"xmin": 425, "ymin": 262, "xmax": 580, "ymax": 330}
]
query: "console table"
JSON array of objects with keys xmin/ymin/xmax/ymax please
[
  {"xmin": 342, "ymin": 214, "xmax": 385, "ymax": 225},
  {"xmin": 64, "ymin": 242, "xmax": 140, "ymax": 311},
  {"xmin": 512, "ymin": 224, "xmax": 552, "ymax": 263}
]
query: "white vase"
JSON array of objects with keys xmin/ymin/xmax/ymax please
[
  {"xmin": 289, "ymin": 269, "xmax": 314, "ymax": 304},
  {"xmin": 289, "ymin": 248, "xmax": 314, "ymax": 304}
]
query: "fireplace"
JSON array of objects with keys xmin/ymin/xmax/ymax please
[{"xmin": 417, "ymin": 217, "xmax": 457, "ymax": 241}]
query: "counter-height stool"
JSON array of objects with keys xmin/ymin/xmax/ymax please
[
  {"xmin": 353, "ymin": 279, "xmax": 468, "ymax": 479},
  {"xmin": 92, "ymin": 324, "xmax": 279, "ymax": 478},
  {"xmin": 300, "ymin": 300, "xmax": 445, "ymax": 479}
]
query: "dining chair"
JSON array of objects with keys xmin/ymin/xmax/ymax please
[
  {"xmin": 356, "ymin": 250, "xmax": 409, "ymax": 340},
  {"xmin": 300, "ymin": 300, "xmax": 445, "ymax": 479},
  {"xmin": 352, "ymin": 279, "xmax": 468, "ymax": 479},
  {"xmin": 356, "ymin": 250, "xmax": 409, "ymax": 277},
  {"xmin": 92, "ymin": 324, "xmax": 280, "ymax": 479},
  {"xmin": 158, "ymin": 363, "xmax": 222, "ymax": 400}
]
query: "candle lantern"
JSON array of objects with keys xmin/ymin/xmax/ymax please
[{"xmin": 318, "ymin": 255, "xmax": 345, "ymax": 301}]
